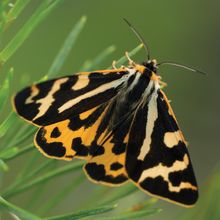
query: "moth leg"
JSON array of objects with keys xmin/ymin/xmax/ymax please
[
  {"xmin": 125, "ymin": 51, "xmax": 136, "ymax": 67},
  {"xmin": 112, "ymin": 60, "xmax": 126, "ymax": 71},
  {"xmin": 112, "ymin": 60, "xmax": 117, "ymax": 69},
  {"xmin": 159, "ymin": 80, "xmax": 168, "ymax": 89}
]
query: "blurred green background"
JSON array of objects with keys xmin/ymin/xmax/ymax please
[{"xmin": 1, "ymin": 0, "xmax": 220, "ymax": 219}]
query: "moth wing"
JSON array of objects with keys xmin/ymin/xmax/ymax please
[
  {"xmin": 13, "ymin": 70, "xmax": 128, "ymax": 126},
  {"xmin": 34, "ymin": 103, "xmax": 108, "ymax": 160},
  {"xmin": 83, "ymin": 135, "xmax": 128, "ymax": 186},
  {"xmin": 83, "ymin": 118, "xmax": 132, "ymax": 186},
  {"xmin": 125, "ymin": 90, "xmax": 198, "ymax": 206},
  {"xmin": 35, "ymin": 100, "xmax": 129, "ymax": 185}
]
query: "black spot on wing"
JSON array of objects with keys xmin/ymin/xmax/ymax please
[
  {"xmin": 110, "ymin": 162, "xmax": 123, "ymax": 171},
  {"xmin": 139, "ymin": 176, "xmax": 198, "ymax": 206},
  {"xmin": 89, "ymin": 143, "xmax": 105, "ymax": 156},
  {"xmin": 68, "ymin": 104, "xmax": 106, "ymax": 131},
  {"xmin": 112, "ymin": 143, "xmax": 126, "ymax": 155},
  {"xmin": 50, "ymin": 127, "xmax": 61, "ymax": 138},
  {"xmin": 36, "ymin": 128, "xmax": 66, "ymax": 157},
  {"xmin": 84, "ymin": 163, "xmax": 127, "ymax": 184},
  {"xmin": 71, "ymin": 137, "xmax": 89, "ymax": 156}
]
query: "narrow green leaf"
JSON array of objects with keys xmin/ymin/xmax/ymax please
[
  {"xmin": 0, "ymin": 67, "xmax": 13, "ymax": 113},
  {"xmin": 17, "ymin": 151, "xmax": 41, "ymax": 180},
  {"xmin": 0, "ymin": 146, "xmax": 19, "ymax": 160},
  {"xmin": 3, "ymin": 159, "xmax": 55, "ymax": 196},
  {"xmin": 0, "ymin": 112, "xmax": 17, "ymax": 138},
  {"xmin": 46, "ymin": 204, "xmax": 117, "ymax": 220},
  {"xmin": 2, "ymin": 122, "xmax": 28, "ymax": 149},
  {"xmin": 6, "ymin": 0, "xmax": 31, "ymax": 25},
  {"xmin": 80, "ymin": 45, "xmax": 116, "ymax": 71},
  {"xmin": 0, "ymin": 0, "xmax": 64, "ymax": 64},
  {"xmin": 46, "ymin": 15, "xmax": 87, "ymax": 78},
  {"xmin": 3, "ymin": 144, "xmax": 33, "ymax": 161},
  {"xmin": 96, "ymin": 208, "xmax": 161, "ymax": 220},
  {"xmin": 3, "ymin": 160, "xmax": 84, "ymax": 198},
  {"xmin": 10, "ymin": 126, "xmax": 36, "ymax": 147},
  {"xmin": 107, "ymin": 44, "xmax": 143, "ymax": 69},
  {"xmin": 0, "ymin": 1, "xmax": 7, "ymax": 33},
  {"xmin": 26, "ymin": 161, "xmax": 58, "ymax": 211},
  {"xmin": 0, "ymin": 196, "xmax": 41, "ymax": 220},
  {"xmin": 0, "ymin": 159, "xmax": 8, "ymax": 171}
]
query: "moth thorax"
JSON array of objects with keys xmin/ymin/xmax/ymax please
[{"xmin": 142, "ymin": 59, "xmax": 158, "ymax": 74}]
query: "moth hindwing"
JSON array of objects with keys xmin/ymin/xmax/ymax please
[{"xmin": 13, "ymin": 61, "xmax": 198, "ymax": 206}]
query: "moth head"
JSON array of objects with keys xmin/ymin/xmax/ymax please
[{"xmin": 142, "ymin": 59, "xmax": 158, "ymax": 75}]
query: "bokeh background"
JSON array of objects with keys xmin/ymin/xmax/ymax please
[{"xmin": 1, "ymin": 0, "xmax": 220, "ymax": 219}]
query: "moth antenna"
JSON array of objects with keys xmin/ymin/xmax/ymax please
[
  {"xmin": 123, "ymin": 18, "xmax": 151, "ymax": 61},
  {"xmin": 157, "ymin": 61, "xmax": 207, "ymax": 75}
]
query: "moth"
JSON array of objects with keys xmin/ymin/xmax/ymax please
[{"xmin": 13, "ymin": 20, "xmax": 203, "ymax": 207}]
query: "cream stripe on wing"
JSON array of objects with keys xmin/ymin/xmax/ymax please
[
  {"xmin": 58, "ymin": 78, "xmax": 124, "ymax": 113},
  {"xmin": 25, "ymin": 85, "xmax": 40, "ymax": 104},
  {"xmin": 138, "ymin": 154, "xmax": 197, "ymax": 192},
  {"xmin": 33, "ymin": 78, "xmax": 68, "ymax": 120},
  {"xmin": 72, "ymin": 75, "xmax": 90, "ymax": 91},
  {"xmin": 137, "ymin": 89, "xmax": 158, "ymax": 161},
  {"xmin": 164, "ymin": 131, "xmax": 183, "ymax": 148}
]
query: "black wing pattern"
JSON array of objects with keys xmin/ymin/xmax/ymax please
[
  {"xmin": 13, "ymin": 70, "xmax": 128, "ymax": 126},
  {"xmin": 125, "ymin": 89, "xmax": 198, "ymax": 206}
]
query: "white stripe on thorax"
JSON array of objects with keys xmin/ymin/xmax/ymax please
[{"xmin": 126, "ymin": 70, "xmax": 141, "ymax": 92}]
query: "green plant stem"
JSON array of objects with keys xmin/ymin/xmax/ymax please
[
  {"xmin": 107, "ymin": 44, "xmax": 143, "ymax": 69},
  {"xmin": 46, "ymin": 204, "xmax": 117, "ymax": 220},
  {"xmin": 8, "ymin": 127, "xmax": 36, "ymax": 148},
  {"xmin": 96, "ymin": 208, "xmax": 161, "ymax": 220},
  {"xmin": 0, "ymin": 196, "xmax": 41, "ymax": 220},
  {"xmin": 0, "ymin": 0, "xmax": 64, "ymax": 64},
  {"xmin": 26, "ymin": 161, "xmax": 58, "ymax": 211},
  {"xmin": 0, "ymin": 112, "xmax": 17, "ymax": 138},
  {"xmin": 45, "ymin": 15, "xmax": 87, "ymax": 78},
  {"xmin": 0, "ymin": 67, "xmax": 13, "ymax": 113},
  {"xmin": 80, "ymin": 45, "xmax": 116, "ymax": 71},
  {"xmin": 39, "ymin": 174, "xmax": 85, "ymax": 215},
  {"xmin": 3, "ymin": 144, "xmax": 34, "ymax": 161},
  {"xmin": 3, "ymin": 160, "xmax": 55, "ymax": 196},
  {"xmin": 3, "ymin": 160, "xmax": 84, "ymax": 198},
  {"xmin": 0, "ymin": 159, "xmax": 8, "ymax": 171},
  {"xmin": 5, "ymin": 0, "xmax": 31, "ymax": 27}
]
